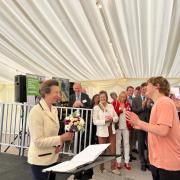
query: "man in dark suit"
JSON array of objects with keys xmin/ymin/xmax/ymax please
[
  {"xmin": 68, "ymin": 83, "xmax": 91, "ymax": 108},
  {"xmin": 126, "ymin": 86, "xmax": 134, "ymax": 106},
  {"xmin": 68, "ymin": 82, "xmax": 92, "ymax": 150},
  {"xmin": 68, "ymin": 83, "xmax": 92, "ymax": 180},
  {"xmin": 132, "ymin": 82, "xmax": 151, "ymax": 171},
  {"xmin": 126, "ymin": 86, "xmax": 137, "ymax": 161}
]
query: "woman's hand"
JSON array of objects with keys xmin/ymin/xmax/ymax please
[
  {"xmin": 126, "ymin": 111, "xmax": 141, "ymax": 128},
  {"xmin": 105, "ymin": 115, "xmax": 113, "ymax": 123},
  {"xmin": 133, "ymin": 125, "xmax": 141, "ymax": 130},
  {"xmin": 60, "ymin": 132, "xmax": 74, "ymax": 142},
  {"xmin": 55, "ymin": 145, "xmax": 63, "ymax": 154}
]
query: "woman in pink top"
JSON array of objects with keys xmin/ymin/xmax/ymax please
[{"xmin": 126, "ymin": 76, "xmax": 180, "ymax": 180}]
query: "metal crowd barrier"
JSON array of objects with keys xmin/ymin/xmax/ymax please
[{"xmin": 0, "ymin": 103, "xmax": 93, "ymax": 156}]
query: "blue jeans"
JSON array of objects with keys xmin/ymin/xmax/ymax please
[{"xmin": 31, "ymin": 164, "xmax": 56, "ymax": 180}]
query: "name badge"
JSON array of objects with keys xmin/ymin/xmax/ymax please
[{"xmin": 82, "ymin": 99, "xmax": 87, "ymax": 103}]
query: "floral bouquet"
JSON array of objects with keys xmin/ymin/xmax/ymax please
[{"xmin": 64, "ymin": 111, "xmax": 85, "ymax": 132}]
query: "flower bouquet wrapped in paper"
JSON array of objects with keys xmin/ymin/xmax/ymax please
[{"xmin": 64, "ymin": 111, "xmax": 85, "ymax": 132}]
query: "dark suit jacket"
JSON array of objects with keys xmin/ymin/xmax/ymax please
[
  {"xmin": 68, "ymin": 93, "xmax": 91, "ymax": 108},
  {"xmin": 132, "ymin": 95, "xmax": 151, "ymax": 122}
]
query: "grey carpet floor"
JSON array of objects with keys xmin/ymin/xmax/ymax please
[{"xmin": 0, "ymin": 152, "xmax": 152, "ymax": 180}]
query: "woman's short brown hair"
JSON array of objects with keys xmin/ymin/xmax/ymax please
[
  {"xmin": 39, "ymin": 80, "xmax": 59, "ymax": 98},
  {"xmin": 99, "ymin": 90, "xmax": 108, "ymax": 102},
  {"xmin": 147, "ymin": 76, "xmax": 170, "ymax": 96}
]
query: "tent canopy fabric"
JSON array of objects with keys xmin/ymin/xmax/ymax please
[{"xmin": 0, "ymin": 0, "xmax": 180, "ymax": 84}]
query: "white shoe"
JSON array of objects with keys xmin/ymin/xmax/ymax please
[
  {"xmin": 100, "ymin": 169, "xmax": 108, "ymax": 173},
  {"xmin": 112, "ymin": 169, "xmax": 121, "ymax": 175}
]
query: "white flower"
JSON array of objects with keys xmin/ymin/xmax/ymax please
[
  {"xmin": 64, "ymin": 111, "xmax": 85, "ymax": 132},
  {"xmin": 77, "ymin": 125, "xmax": 81, "ymax": 131},
  {"xmin": 70, "ymin": 117, "xmax": 74, "ymax": 121},
  {"xmin": 79, "ymin": 118, "xmax": 85, "ymax": 126},
  {"xmin": 65, "ymin": 125, "xmax": 70, "ymax": 131}
]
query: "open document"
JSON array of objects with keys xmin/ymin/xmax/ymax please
[{"xmin": 43, "ymin": 143, "xmax": 110, "ymax": 173}]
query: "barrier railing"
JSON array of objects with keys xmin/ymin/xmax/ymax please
[{"xmin": 0, "ymin": 103, "xmax": 93, "ymax": 156}]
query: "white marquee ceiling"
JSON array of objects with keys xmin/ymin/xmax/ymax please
[{"xmin": 0, "ymin": 0, "xmax": 180, "ymax": 83}]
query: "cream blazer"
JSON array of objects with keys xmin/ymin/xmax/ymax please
[
  {"xmin": 93, "ymin": 104, "xmax": 118, "ymax": 137},
  {"xmin": 28, "ymin": 99, "xmax": 63, "ymax": 166}
]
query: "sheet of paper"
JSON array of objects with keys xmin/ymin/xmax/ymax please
[
  {"xmin": 71, "ymin": 143, "xmax": 110, "ymax": 163},
  {"xmin": 43, "ymin": 143, "xmax": 110, "ymax": 173},
  {"xmin": 43, "ymin": 161, "xmax": 77, "ymax": 172}
]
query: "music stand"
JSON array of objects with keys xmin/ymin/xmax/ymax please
[{"xmin": 47, "ymin": 155, "xmax": 115, "ymax": 180}]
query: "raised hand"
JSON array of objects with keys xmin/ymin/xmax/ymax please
[{"xmin": 126, "ymin": 111, "xmax": 140, "ymax": 127}]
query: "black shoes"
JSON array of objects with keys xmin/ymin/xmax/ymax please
[
  {"xmin": 129, "ymin": 154, "xmax": 137, "ymax": 162},
  {"xmin": 141, "ymin": 165, "xmax": 146, "ymax": 171},
  {"xmin": 146, "ymin": 164, "xmax": 151, "ymax": 171},
  {"xmin": 132, "ymin": 149, "xmax": 138, "ymax": 153},
  {"xmin": 141, "ymin": 164, "xmax": 150, "ymax": 171}
]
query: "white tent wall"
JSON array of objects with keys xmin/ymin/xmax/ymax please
[
  {"xmin": 81, "ymin": 78, "xmax": 144, "ymax": 98},
  {"xmin": 82, "ymin": 78, "xmax": 180, "ymax": 98},
  {"xmin": 0, "ymin": 77, "xmax": 180, "ymax": 103},
  {"xmin": 0, "ymin": 84, "xmax": 14, "ymax": 103}
]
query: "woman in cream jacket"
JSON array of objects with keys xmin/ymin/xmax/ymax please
[
  {"xmin": 93, "ymin": 90, "xmax": 120, "ymax": 175},
  {"xmin": 28, "ymin": 80, "xmax": 73, "ymax": 180}
]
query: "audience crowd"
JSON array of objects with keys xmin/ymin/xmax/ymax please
[{"xmin": 67, "ymin": 77, "xmax": 180, "ymax": 179}]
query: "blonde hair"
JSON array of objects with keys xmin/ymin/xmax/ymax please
[{"xmin": 118, "ymin": 91, "xmax": 127, "ymax": 102}]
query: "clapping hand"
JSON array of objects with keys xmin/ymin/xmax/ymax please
[
  {"xmin": 142, "ymin": 100, "xmax": 147, "ymax": 109},
  {"xmin": 126, "ymin": 111, "xmax": 141, "ymax": 129},
  {"xmin": 73, "ymin": 100, "xmax": 83, "ymax": 108},
  {"xmin": 105, "ymin": 115, "xmax": 113, "ymax": 123}
]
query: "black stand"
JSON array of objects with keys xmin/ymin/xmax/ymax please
[
  {"xmin": 47, "ymin": 156, "xmax": 115, "ymax": 180},
  {"xmin": 4, "ymin": 131, "xmax": 22, "ymax": 154},
  {"xmin": 4, "ymin": 105, "xmax": 28, "ymax": 156}
]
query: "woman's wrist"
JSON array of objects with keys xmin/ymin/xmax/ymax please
[
  {"xmin": 60, "ymin": 135, "xmax": 65, "ymax": 143},
  {"xmin": 137, "ymin": 119, "xmax": 142, "ymax": 127}
]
